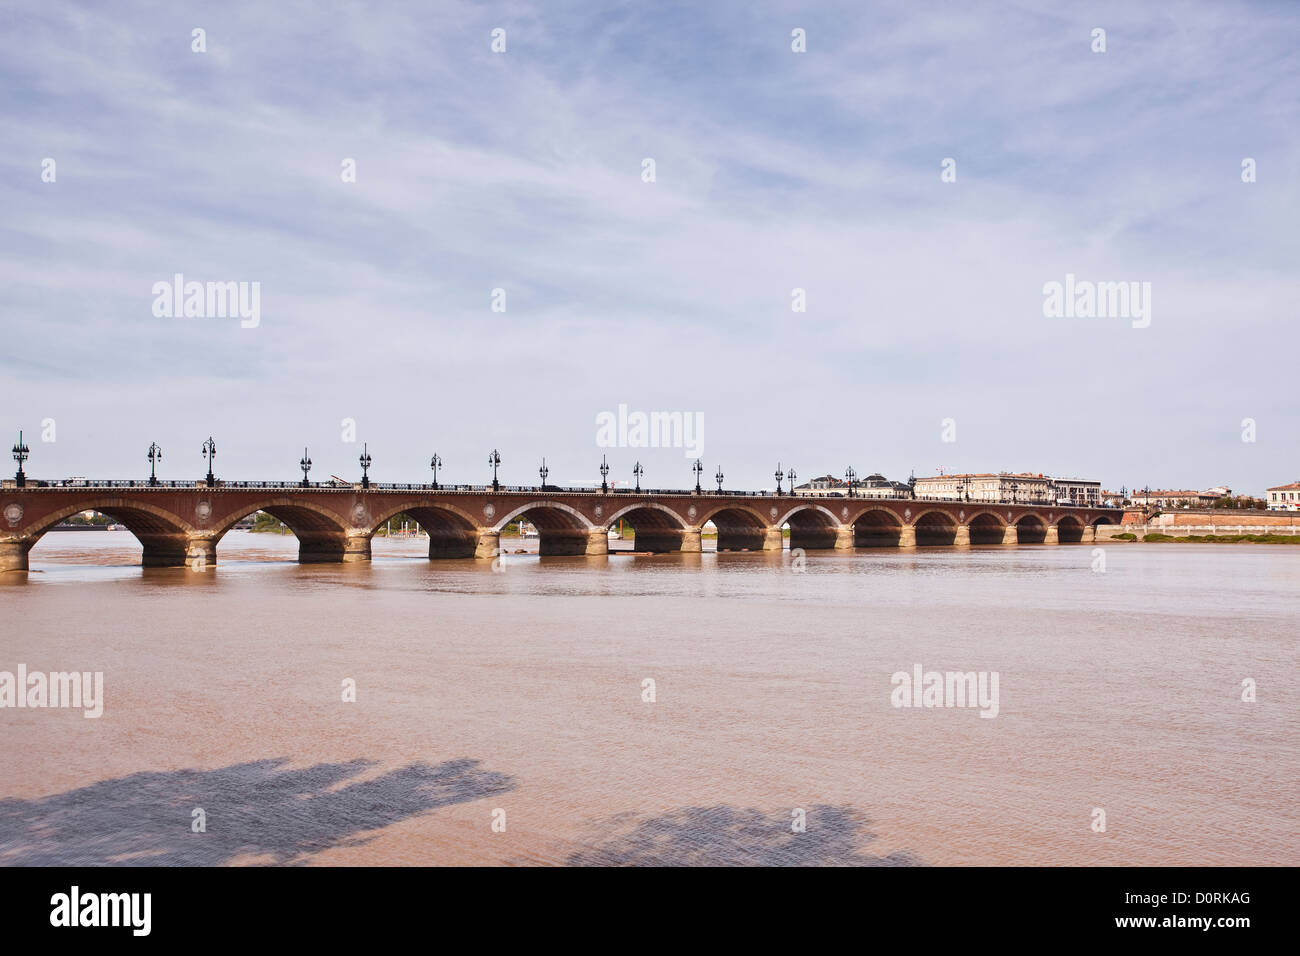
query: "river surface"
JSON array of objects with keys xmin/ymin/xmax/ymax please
[{"xmin": 1, "ymin": 530, "xmax": 1296, "ymax": 866}]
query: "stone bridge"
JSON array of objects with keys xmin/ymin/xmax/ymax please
[{"xmin": 0, "ymin": 480, "xmax": 1121, "ymax": 572}]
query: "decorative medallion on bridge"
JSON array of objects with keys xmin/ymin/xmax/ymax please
[
  {"xmin": 959, "ymin": 509, "xmax": 966, "ymax": 523},
  {"xmin": 351, "ymin": 502, "xmax": 369, "ymax": 526},
  {"xmin": 770, "ymin": 506, "xmax": 778, "ymax": 518},
  {"xmin": 904, "ymin": 507, "xmax": 912, "ymax": 522},
  {"xmin": 1006, "ymin": 510, "xmax": 1012, "ymax": 521},
  {"xmin": 483, "ymin": 503, "xmax": 496, "ymax": 520},
  {"xmin": 195, "ymin": 500, "xmax": 212, "ymax": 523},
  {"xmin": 4, "ymin": 503, "xmax": 22, "ymax": 527},
  {"xmin": 841, "ymin": 505, "xmax": 849, "ymax": 519},
  {"xmin": 594, "ymin": 504, "xmax": 604, "ymax": 518},
  {"xmin": 687, "ymin": 505, "xmax": 697, "ymax": 520}
]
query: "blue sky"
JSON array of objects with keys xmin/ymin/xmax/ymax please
[{"xmin": 2, "ymin": 0, "xmax": 1297, "ymax": 493}]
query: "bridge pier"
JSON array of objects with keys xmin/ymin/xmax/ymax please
[
  {"xmin": 763, "ymin": 527, "xmax": 785, "ymax": 550},
  {"xmin": 834, "ymin": 525, "xmax": 854, "ymax": 549},
  {"xmin": 681, "ymin": 528, "xmax": 702, "ymax": 553},
  {"xmin": 1082, "ymin": 525, "xmax": 1096, "ymax": 544},
  {"xmin": 1002, "ymin": 525, "xmax": 1018, "ymax": 546},
  {"xmin": 953, "ymin": 524, "xmax": 971, "ymax": 547},
  {"xmin": 183, "ymin": 535, "xmax": 217, "ymax": 569},
  {"xmin": 344, "ymin": 534, "xmax": 372, "ymax": 562},
  {"xmin": 475, "ymin": 529, "xmax": 500, "ymax": 559},
  {"xmin": 1044, "ymin": 525, "xmax": 1059, "ymax": 545},
  {"xmin": 898, "ymin": 525, "xmax": 917, "ymax": 548},
  {"xmin": 585, "ymin": 528, "xmax": 609, "ymax": 556},
  {"xmin": 0, "ymin": 540, "xmax": 32, "ymax": 572}
]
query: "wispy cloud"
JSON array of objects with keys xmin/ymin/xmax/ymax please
[{"xmin": 2, "ymin": 0, "xmax": 1297, "ymax": 490}]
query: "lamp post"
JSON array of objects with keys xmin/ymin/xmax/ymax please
[
  {"xmin": 300, "ymin": 447, "xmax": 312, "ymax": 487},
  {"xmin": 788, "ymin": 467, "xmax": 797, "ymax": 497},
  {"xmin": 430, "ymin": 453, "xmax": 441, "ymax": 490},
  {"xmin": 1010, "ymin": 480, "xmax": 1018, "ymax": 505},
  {"xmin": 715, "ymin": 466, "xmax": 724, "ymax": 493},
  {"xmin": 488, "ymin": 449, "xmax": 501, "ymax": 492},
  {"xmin": 633, "ymin": 461, "xmax": 643, "ymax": 493},
  {"xmin": 775, "ymin": 463, "xmax": 784, "ymax": 496},
  {"xmin": 846, "ymin": 466, "xmax": 856, "ymax": 498},
  {"xmin": 201, "ymin": 437, "xmax": 216, "ymax": 488},
  {"xmin": 12, "ymin": 430, "xmax": 30, "ymax": 488},
  {"xmin": 147, "ymin": 442, "xmax": 162, "ymax": 486},
  {"xmin": 359, "ymin": 443, "xmax": 372, "ymax": 489},
  {"xmin": 692, "ymin": 459, "xmax": 703, "ymax": 493},
  {"xmin": 599, "ymin": 454, "xmax": 610, "ymax": 493},
  {"xmin": 963, "ymin": 475, "xmax": 970, "ymax": 503},
  {"xmin": 539, "ymin": 458, "xmax": 548, "ymax": 489}
]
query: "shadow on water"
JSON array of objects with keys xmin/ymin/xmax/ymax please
[
  {"xmin": 566, "ymin": 804, "xmax": 923, "ymax": 866},
  {"xmin": 0, "ymin": 757, "xmax": 513, "ymax": 866}
]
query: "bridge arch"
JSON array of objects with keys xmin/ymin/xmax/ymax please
[
  {"xmin": 696, "ymin": 503, "xmax": 768, "ymax": 552},
  {"xmin": 369, "ymin": 502, "xmax": 482, "ymax": 559},
  {"xmin": 914, "ymin": 509, "xmax": 959, "ymax": 546},
  {"xmin": 852, "ymin": 508, "xmax": 904, "ymax": 547},
  {"xmin": 967, "ymin": 511, "xmax": 1007, "ymax": 545},
  {"xmin": 604, "ymin": 502, "xmax": 691, "ymax": 553},
  {"xmin": 210, "ymin": 497, "xmax": 354, "ymax": 564},
  {"xmin": 493, "ymin": 500, "xmax": 596, "ymax": 556},
  {"xmin": 1015, "ymin": 513, "xmax": 1048, "ymax": 544},
  {"xmin": 20, "ymin": 498, "xmax": 195, "ymax": 567},
  {"xmin": 778, "ymin": 503, "xmax": 840, "ymax": 551},
  {"xmin": 1056, "ymin": 514, "xmax": 1085, "ymax": 543}
]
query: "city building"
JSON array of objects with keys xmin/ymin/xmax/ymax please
[
  {"xmin": 1130, "ymin": 488, "xmax": 1226, "ymax": 509},
  {"xmin": 1049, "ymin": 478, "xmax": 1102, "ymax": 506},
  {"xmin": 1266, "ymin": 481, "xmax": 1300, "ymax": 510},
  {"xmin": 793, "ymin": 473, "xmax": 911, "ymax": 497},
  {"xmin": 913, "ymin": 472, "xmax": 1055, "ymax": 504}
]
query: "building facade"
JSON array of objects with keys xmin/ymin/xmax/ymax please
[
  {"xmin": 1267, "ymin": 481, "xmax": 1300, "ymax": 510},
  {"xmin": 913, "ymin": 473, "xmax": 1056, "ymax": 504},
  {"xmin": 1131, "ymin": 488, "xmax": 1227, "ymax": 509}
]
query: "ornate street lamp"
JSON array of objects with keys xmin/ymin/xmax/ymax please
[
  {"xmin": 963, "ymin": 475, "xmax": 970, "ymax": 503},
  {"xmin": 775, "ymin": 463, "xmax": 785, "ymax": 496},
  {"xmin": 430, "ymin": 453, "xmax": 442, "ymax": 490},
  {"xmin": 599, "ymin": 454, "xmax": 610, "ymax": 493},
  {"xmin": 715, "ymin": 466, "xmax": 724, "ymax": 492},
  {"xmin": 539, "ymin": 458, "xmax": 548, "ymax": 489},
  {"xmin": 633, "ymin": 461, "xmax": 643, "ymax": 493},
  {"xmin": 846, "ymin": 466, "xmax": 857, "ymax": 498},
  {"xmin": 692, "ymin": 459, "xmax": 703, "ymax": 493},
  {"xmin": 147, "ymin": 442, "xmax": 162, "ymax": 486},
  {"xmin": 788, "ymin": 467, "xmax": 798, "ymax": 496},
  {"xmin": 488, "ymin": 448, "xmax": 501, "ymax": 492},
  {"xmin": 300, "ymin": 447, "xmax": 312, "ymax": 487},
  {"xmin": 12, "ymin": 430, "xmax": 30, "ymax": 488},
  {"xmin": 1010, "ymin": 480, "xmax": 1018, "ymax": 505},
  {"xmin": 359, "ymin": 443, "xmax": 372, "ymax": 489},
  {"xmin": 201, "ymin": 437, "xmax": 216, "ymax": 488}
]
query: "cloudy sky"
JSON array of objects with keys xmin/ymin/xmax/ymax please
[{"xmin": 2, "ymin": 0, "xmax": 1297, "ymax": 494}]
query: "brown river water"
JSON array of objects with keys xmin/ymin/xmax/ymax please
[{"xmin": 1, "ymin": 530, "xmax": 1296, "ymax": 866}]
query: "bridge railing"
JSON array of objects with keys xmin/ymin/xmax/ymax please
[{"xmin": 10, "ymin": 478, "xmax": 1119, "ymax": 509}]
